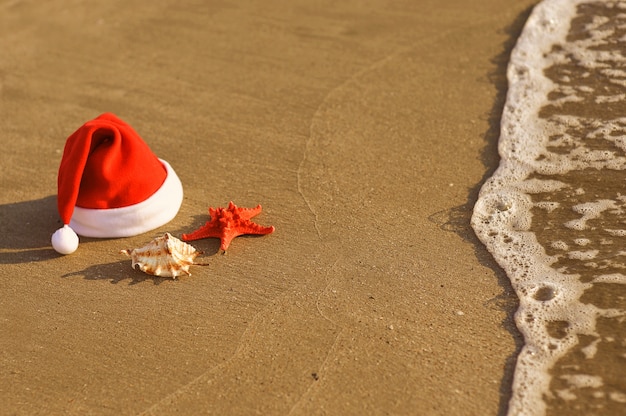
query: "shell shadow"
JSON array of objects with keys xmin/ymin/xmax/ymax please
[{"xmin": 62, "ymin": 260, "xmax": 172, "ymax": 285}]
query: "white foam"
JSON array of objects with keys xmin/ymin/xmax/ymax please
[
  {"xmin": 534, "ymin": 201, "xmax": 560, "ymax": 212},
  {"xmin": 605, "ymin": 229, "xmax": 626, "ymax": 237},
  {"xmin": 564, "ymin": 200, "xmax": 617, "ymax": 231},
  {"xmin": 580, "ymin": 338, "xmax": 600, "ymax": 359},
  {"xmin": 593, "ymin": 273, "xmax": 626, "ymax": 284},
  {"xmin": 567, "ymin": 250, "xmax": 599, "ymax": 260},
  {"xmin": 609, "ymin": 392, "xmax": 626, "ymax": 403},
  {"xmin": 560, "ymin": 374, "xmax": 604, "ymax": 389},
  {"xmin": 471, "ymin": 0, "xmax": 626, "ymax": 414},
  {"xmin": 550, "ymin": 240, "xmax": 569, "ymax": 251}
]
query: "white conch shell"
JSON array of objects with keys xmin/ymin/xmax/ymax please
[{"xmin": 120, "ymin": 233, "xmax": 199, "ymax": 278}]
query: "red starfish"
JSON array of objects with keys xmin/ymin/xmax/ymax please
[{"xmin": 182, "ymin": 201, "xmax": 275, "ymax": 251}]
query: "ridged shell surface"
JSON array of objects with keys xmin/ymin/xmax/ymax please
[{"xmin": 120, "ymin": 233, "xmax": 199, "ymax": 278}]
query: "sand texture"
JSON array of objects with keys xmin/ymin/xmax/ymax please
[{"xmin": 0, "ymin": 1, "xmax": 536, "ymax": 414}]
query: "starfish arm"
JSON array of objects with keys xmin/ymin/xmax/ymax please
[
  {"xmin": 241, "ymin": 222, "xmax": 275, "ymax": 235},
  {"xmin": 235, "ymin": 203, "xmax": 263, "ymax": 221},
  {"xmin": 219, "ymin": 232, "xmax": 237, "ymax": 251},
  {"xmin": 181, "ymin": 221, "xmax": 222, "ymax": 241},
  {"xmin": 208, "ymin": 206, "xmax": 221, "ymax": 218}
]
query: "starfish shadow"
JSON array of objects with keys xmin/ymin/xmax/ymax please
[{"xmin": 62, "ymin": 260, "xmax": 172, "ymax": 285}]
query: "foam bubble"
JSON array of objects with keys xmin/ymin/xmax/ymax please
[
  {"xmin": 605, "ymin": 229, "xmax": 626, "ymax": 237},
  {"xmin": 560, "ymin": 374, "xmax": 604, "ymax": 389},
  {"xmin": 567, "ymin": 250, "xmax": 599, "ymax": 260},
  {"xmin": 550, "ymin": 242, "xmax": 568, "ymax": 251}
]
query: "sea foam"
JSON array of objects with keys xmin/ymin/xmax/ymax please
[{"xmin": 472, "ymin": 0, "xmax": 626, "ymax": 414}]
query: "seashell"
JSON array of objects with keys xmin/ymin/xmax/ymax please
[{"xmin": 120, "ymin": 233, "xmax": 199, "ymax": 278}]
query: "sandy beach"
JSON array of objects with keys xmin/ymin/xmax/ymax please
[{"xmin": 0, "ymin": 1, "xmax": 537, "ymax": 414}]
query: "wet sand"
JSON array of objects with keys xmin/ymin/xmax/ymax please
[{"xmin": 0, "ymin": 1, "xmax": 536, "ymax": 414}]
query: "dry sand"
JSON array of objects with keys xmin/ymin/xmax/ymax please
[{"xmin": 0, "ymin": 1, "xmax": 538, "ymax": 414}]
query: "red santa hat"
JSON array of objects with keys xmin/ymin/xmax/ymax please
[{"xmin": 51, "ymin": 113, "xmax": 183, "ymax": 254}]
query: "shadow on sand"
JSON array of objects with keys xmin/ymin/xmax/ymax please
[
  {"xmin": 0, "ymin": 195, "xmax": 61, "ymax": 264},
  {"xmin": 61, "ymin": 260, "xmax": 174, "ymax": 285},
  {"xmin": 428, "ymin": 6, "xmax": 534, "ymax": 416}
]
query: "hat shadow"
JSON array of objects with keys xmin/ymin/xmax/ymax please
[
  {"xmin": 62, "ymin": 260, "xmax": 173, "ymax": 285},
  {"xmin": 0, "ymin": 195, "xmax": 62, "ymax": 264},
  {"xmin": 0, "ymin": 197, "xmax": 248, "ymax": 265}
]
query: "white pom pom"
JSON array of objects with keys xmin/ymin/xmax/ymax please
[{"xmin": 52, "ymin": 225, "xmax": 79, "ymax": 255}]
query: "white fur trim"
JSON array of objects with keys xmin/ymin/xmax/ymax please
[{"xmin": 70, "ymin": 159, "xmax": 183, "ymax": 238}]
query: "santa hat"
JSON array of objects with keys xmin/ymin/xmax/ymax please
[{"xmin": 51, "ymin": 113, "xmax": 183, "ymax": 254}]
